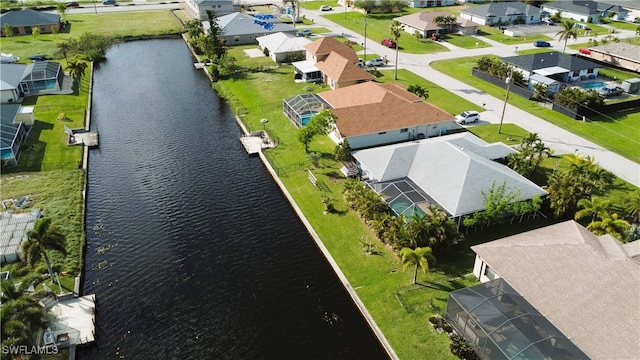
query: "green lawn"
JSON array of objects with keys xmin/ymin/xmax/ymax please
[
  {"xmin": 375, "ymin": 69, "xmax": 481, "ymax": 115},
  {"xmin": 430, "ymin": 56, "xmax": 640, "ymax": 164},
  {"xmin": 600, "ymin": 19, "xmax": 640, "ymax": 31},
  {"xmin": 445, "ymin": 33, "xmax": 490, "ymax": 49},
  {"xmin": 0, "ymin": 10, "xmax": 183, "ymax": 61},
  {"xmin": 212, "ymin": 59, "xmax": 575, "ymax": 359},
  {"xmin": 477, "ymin": 26, "xmax": 552, "ymax": 44},
  {"xmin": 323, "ymin": 11, "xmax": 450, "ymax": 54}
]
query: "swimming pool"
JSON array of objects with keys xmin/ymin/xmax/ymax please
[{"xmin": 580, "ymin": 81, "xmax": 606, "ymax": 89}]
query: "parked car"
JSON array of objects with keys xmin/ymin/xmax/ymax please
[
  {"xmin": 541, "ymin": 18, "xmax": 555, "ymax": 25},
  {"xmin": 381, "ymin": 38, "xmax": 396, "ymax": 48},
  {"xmin": 365, "ymin": 57, "xmax": 385, "ymax": 67},
  {"xmin": 320, "ymin": 5, "xmax": 332, "ymax": 11},
  {"xmin": 430, "ymin": 33, "xmax": 443, "ymax": 41},
  {"xmin": 65, "ymin": 1, "xmax": 79, "ymax": 7},
  {"xmin": 102, "ymin": 0, "xmax": 116, "ymax": 5},
  {"xmin": 533, "ymin": 41, "xmax": 551, "ymax": 47},
  {"xmin": 455, "ymin": 111, "xmax": 480, "ymax": 125},
  {"xmin": 355, "ymin": 58, "xmax": 364, "ymax": 67},
  {"xmin": 297, "ymin": 29, "xmax": 312, "ymax": 37},
  {"xmin": 598, "ymin": 86, "xmax": 624, "ymax": 97},
  {"xmin": 578, "ymin": 48, "xmax": 591, "ymax": 55},
  {"xmin": 28, "ymin": 55, "xmax": 48, "ymax": 61}
]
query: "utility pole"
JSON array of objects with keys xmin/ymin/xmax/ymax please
[{"xmin": 498, "ymin": 67, "xmax": 513, "ymax": 134}]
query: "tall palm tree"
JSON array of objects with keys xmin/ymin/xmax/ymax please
[
  {"xmin": 556, "ymin": 19, "xmax": 578, "ymax": 53},
  {"xmin": 65, "ymin": 59, "xmax": 88, "ymax": 87},
  {"xmin": 389, "ymin": 20, "xmax": 403, "ymax": 80},
  {"xmin": 282, "ymin": 0, "xmax": 299, "ymax": 28},
  {"xmin": 575, "ymin": 197, "xmax": 612, "ymax": 223},
  {"xmin": 400, "ymin": 247, "xmax": 435, "ymax": 284},
  {"xmin": 22, "ymin": 218, "xmax": 67, "ymax": 293}
]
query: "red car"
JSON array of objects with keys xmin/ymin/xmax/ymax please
[
  {"xmin": 381, "ymin": 38, "xmax": 396, "ymax": 48},
  {"xmin": 65, "ymin": 2, "xmax": 80, "ymax": 7},
  {"xmin": 579, "ymin": 48, "xmax": 591, "ymax": 55}
]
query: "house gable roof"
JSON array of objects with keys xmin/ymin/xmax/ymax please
[
  {"xmin": 0, "ymin": 64, "xmax": 27, "ymax": 91},
  {"xmin": 304, "ymin": 37, "xmax": 358, "ymax": 63},
  {"xmin": 502, "ymin": 52, "xmax": 600, "ymax": 72},
  {"xmin": 314, "ymin": 52, "xmax": 375, "ymax": 83},
  {"xmin": 461, "ymin": 2, "xmax": 542, "ymax": 18},
  {"xmin": 542, "ymin": 0, "xmax": 602, "ymax": 15},
  {"xmin": 471, "ymin": 220, "xmax": 640, "ymax": 359},
  {"xmin": 319, "ymin": 82, "xmax": 453, "ymax": 137},
  {"xmin": 352, "ymin": 133, "xmax": 546, "ymax": 217},
  {"xmin": 590, "ymin": 42, "xmax": 640, "ymax": 62},
  {"xmin": 0, "ymin": 8, "xmax": 60, "ymax": 27},
  {"xmin": 213, "ymin": 12, "xmax": 295, "ymax": 37},
  {"xmin": 393, "ymin": 11, "xmax": 447, "ymax": 31},
  {"xmin": 256, "ymin": 32, "xmax": 312, "ymax": 54}
]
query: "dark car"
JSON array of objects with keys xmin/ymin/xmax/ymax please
[
  {"xmin": 598, "ymin": 86, "xmax": 624, "ymax": 97},
  {"xmin": 29, "ymin": 55, "xmax": 48, "ymax": 61},
  {"xmin": 381, "ymin": 38, "xmax": 396, "ymax": 48},
  {"xmin": 102, "ymin": 0, "xmax": 116, "ymax": 5},
  {"xmin": 65, "ymin": 2, "xmax": 79, "ymax": 7},
  {"xmin": 533, "ymin": 41, "xmax": 551, "ymax": 47}
]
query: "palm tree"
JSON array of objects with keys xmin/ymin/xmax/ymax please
[
  {"xmin": 556, "ymin": 19, "xmax": 578, "ymax": 53},
  {"xmin": 282, "ymin": 0, "xmax": 299, "ymax": 28},
  {"xmin": 407, "ymin": 84, "xmax": 429, "ymax": 100},
  {"xmin": 625, "ymin": 191, "xmax": 640, "ymax": 223},
  {"xmin": 1, "ymin": 276, "xmax": 51, "ymax": 349},
  {"xmin": 389, "ymin": 20, "xmax": 403, "ymax": 80},
  {"xmin": 587, "ymin": 212, "xmax": 630, "ymax": 242},
  {"xmin": 56, "ymin": 2, "xmax": 67, "ymax": 18},
  {"xmin": 65, "ymin": 59, "xmax": 88, "ymax": 87},
  {"xmin": 434, "ymin": 15, "xmax": 457, "ymax": 33},
  {"xmin": 56, "ymin": 39, "xmax": 74, "ymax": 64},
  {"xmin": 575, "ymin": 197, "xmax": 612, "ymax": 223},
  {"xmin": 400, "ymin": 247, "xmax": 435, "ymax": 284},
  {"xmin": 22, "ymin": 218, "xmax": 67, "ymax": 293}
]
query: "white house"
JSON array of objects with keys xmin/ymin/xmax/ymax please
[
  {"xmin": 183, "ymin": 0, "xmax": 233, "ymax": 21},
  {"xmin": 541, "ymin": 0, "xmax": 629, "ymax": 23},
  {"xmin": 352, "ymin": 132, "xmax": 547, "ymax": 224},
  {"xmin": 394, "ymin": 11, "xmax": 478, "ymax": 37},
  {"xmin": 256, "ymin": 32, "xmax": 312, "ymax": 63},
  {"xmin": 319, "ymin": 82, "xmax": 456, "ymax": 149},
  {"xmin": 502, "ymin": 52, "xmax": 600, "ymax": 83},
  {"xmin": 460, "ymin": 2, "xmax": 543, "ymax": 26}
]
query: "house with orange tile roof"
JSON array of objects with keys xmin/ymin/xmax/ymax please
[
  {"xmin": 318, "ymin": 82, "xmax": 457, "ymax": 149},
  {"xmin": 292, "ymin": 37, "xmax": 373, "ymax": 88},
  {"xmin": 394, "ymin": 11, "xmax": 478, "ymax": 38}
]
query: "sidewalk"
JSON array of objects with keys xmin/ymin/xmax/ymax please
[{"xmin": 300, "ymin": 7, "xmax": 640, "ymax": 187}]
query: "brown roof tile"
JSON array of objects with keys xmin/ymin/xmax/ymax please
[
  {"xmin": 319, "ymin": 82, "xmax": 453, "ymax": 137},
  {"xmin": 315, "ymin": 52, "xmax": 375, "ymax": 83},
  {"xmin": 304, "ymin": 37, "xmax": 359, "ymax": 63}
]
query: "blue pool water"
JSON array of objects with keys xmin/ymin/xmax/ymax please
[
  {"xmin": 301, "ymin": 110, "xmax": 318, "ymax": 126},
  {"xmin": 580, "ymin": 81, "xmax": 605, "ymax": 89}
]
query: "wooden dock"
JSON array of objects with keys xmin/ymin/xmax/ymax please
[{"xmin": 240, "ymin": 131, "xmax": 275, "ymax": 155}]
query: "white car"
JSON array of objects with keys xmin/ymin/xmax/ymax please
[
  {"xmin": 365, "ymin": 57, "xmax": 385, "ymax": 67},
  {"xmin": 320, "ymin": 5, "xmax": 332, "ymax": 11},
  {"xmin": 455, "ymin": 111, "xmax": 480, "ymax": 124}
]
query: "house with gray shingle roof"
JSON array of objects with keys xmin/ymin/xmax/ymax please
[
  {"xmin": 502, "ymin": 52, "xmax": 600, "ymax": 83},
  {"xmin": 1, "ymin": 63, "xmax": 27, "ymax": 103},
  {"xmin": 256, "ymin": 32, "xmax": 312, "ymax": 64},
  {"xmin": 541, "ymin": 0, "xmax": 628, "ymax": 23},
  {"xmin": 352, "ymin": 132, "xmax": 545, "ymax": 223},
  {"xmin": 462, "ymin": 220, "xmax": 640, "ymax": 359},
  {"xmin": 460, "ymin": 2, "xmax": 543, "ymax": 26},
  {"xmin": 184, "ymin": 0, "xmax": 233, "ymax": 21},
  {"xmin": 0, "ymin": 8, "xmax": 60, "ymax": 36},
  {"xmin": 204, "ymin": 12, "xmax": 296, "ymax": 46}
]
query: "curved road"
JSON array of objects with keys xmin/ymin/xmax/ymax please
[{"xmin": 300, "ymin": 6, "xmax": 640, "ymax": 188}]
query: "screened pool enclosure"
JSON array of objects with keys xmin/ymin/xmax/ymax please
[
  {"xmin": 283, "ymin": 94, "xmax": 330, "ymax": 127},
  {"xmin": 368, "ymin": 178, "xmax": 440, "ymax": 219},
  {"xmin": 446, "ymin": 279, "xmax": 588, "ymax": 360},
  {"xmin": 20, "ymin": 62, "xmax": 63, "ymax": 94}
]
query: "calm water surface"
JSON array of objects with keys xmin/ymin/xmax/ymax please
[{"xmin": 80, "ymin": 39, "xmax": 388, "ymax": 359}]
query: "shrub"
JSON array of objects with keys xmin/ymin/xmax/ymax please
[{"xmin": 450, "ymin": 334, "xmax": 479, "ymax": 360}]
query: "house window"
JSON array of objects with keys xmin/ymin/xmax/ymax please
[
  {"xmin": 378, "ymin": 131, "xmax": 386, "ymax": 135},
  {"xmin": 234, "ymin": 36, "xmax": 240, "ymax": 42},
  {"xmin": 483, "ymin": 265, "xmax": 498, "ymax": 281},
  {"xmin": 587, "ymin": 68, "xmax": 594, "ymax": 73},
  {"xmin": 400, "ymin": 128, "xmax": 408, "ymax": 133}
]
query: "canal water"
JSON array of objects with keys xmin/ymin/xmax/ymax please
[{"xmin": 79, "ymin": 39, "xmax": 388, "ymax": 359}]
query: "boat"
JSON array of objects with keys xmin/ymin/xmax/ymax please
[{"xmin": 0, "ymin": 53, "xmax": 19, "ymax": 63}]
